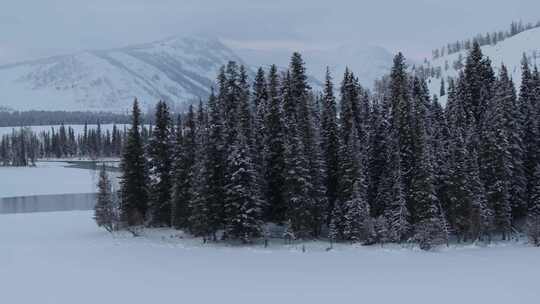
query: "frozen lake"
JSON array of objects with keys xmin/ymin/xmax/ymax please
[{"xmin": 0, "ymin": 161, "xmax": 116, "ymax": 213}]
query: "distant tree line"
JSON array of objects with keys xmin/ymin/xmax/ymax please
[
  {"xmin": 0, "ymin": 123, "xmax": 153, "ymax": 165},
  {"xmin": 97, "ymin": 45, "xmax": 540, "ymax": 249},
  {"xmin": 432, "ymin": 20, "xmax": 540, "ymax": 59},
  {"xmin": 0, "ymin": 110, "xmax": 137, "ymax": 127}
]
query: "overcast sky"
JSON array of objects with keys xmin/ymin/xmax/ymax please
[{"xmin": 1, "ymin": 0, "xmax": 540, "ymax": 64}]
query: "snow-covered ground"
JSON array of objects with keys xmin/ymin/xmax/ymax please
[
  {"xmin": 0, "ymin": 210, "xmax": 538, "ymax": 304},
  {"xmin": 0, "ymin": 161, "xmax": 98, "ymax": 198}
]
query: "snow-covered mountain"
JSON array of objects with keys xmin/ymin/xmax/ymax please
[
  {"xmin": 231, "ymin": 44, "xmax": 394, "ymax": 89},
  {"xmin": 0, "ymin": 37, "xmax": 246, "ymax": 112},
  {"xmin": 424, "ymin": 27, "xmax": 540, "ymax": 103}
]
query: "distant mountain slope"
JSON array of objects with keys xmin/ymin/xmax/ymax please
[
  {"xmin": 0, "ymin": 37, "xmax": 246, "ymax": 112},
  {"xmin": 423, "ymin": 27, "xmax": 540, "ymax": 103}
]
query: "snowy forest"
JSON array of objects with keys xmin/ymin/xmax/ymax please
[{"xmin": 94, "ymin": 43, "xmax": 540, "ymax": 250}]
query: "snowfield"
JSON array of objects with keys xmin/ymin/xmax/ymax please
[{"xmin": 0, "ymin": 210, "xmax": 538, "ymax": 304}]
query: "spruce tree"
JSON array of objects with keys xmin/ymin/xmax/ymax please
[
  {"xmin": 94, "ymin": 164, "xmax": 117, "ymax": 232},
  {"xmin": 320, "ymin": 68, "xmax": 340, "ymax": 224},
  {"xmin": 410, "ymin": 88, "xmax": 447, "ymax": 249},
  {"xmin": 289, "ymin": 52, "xmax": 326, "ymax": 236},
  {"xmin": 498, "ymin": 65, "xmax": 526, "ymax": 221},
  {"xmin": 520, "ymin": 56, "xmax": 540, "ymax": 215},
  {"xmin": 189, "ymin": 91, "xmax": 226, "ymax": 240},
  {"xmin": 172, "ymin": 108, "xmax": 197, "ymax": 229},
  {"xmin": 224, "ymin": 132, "xmax": 264, "ymax": 243},
  {"xmin": 147, "ymin": 101, "xmax": 173, "ymax": 227},
  {"xmin": 527, "ymin": 165, "xmax": 540, "ymax": 246},
  {"xmin": 467, "ymin": 144, "xmax": 494, "ymax": 241},
  {"xmin": 367, "ymin": 101, "xmax": 391, "ymax": 217},
  {"xmin": 389, "ymin": 53, "xmax": 416, "ymax": 224},
  {"xmin": 119, "ymin": 100, "xmax": 149, "ymax": 227},
  {"xmin": 263, "ymin": 65, "xmax": 287, "ymax": 223},
  {"xmin": 381, "ymin": 133, "xmax": 410, "ymax": 242},
  {"xmin": 343, "ymin": 178, "xmax": 372, "ymax": 243},
  {"xmin": 282, "ymin": 71, "xmax": 315, "ymax": 239},
  {"xmin": 462, "ymin": 42, "xmax": 495, "ymax": 127},
  {"xmin": 480, "ymin": 78, "xmax": 512, "ymax": 239}
]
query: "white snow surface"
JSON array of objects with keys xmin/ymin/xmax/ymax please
[
  {"xmin": 0, "ymin": 210, "xmax": 538, "ymax": 304},
  {"xmin": 0, "ymin": 162, "xmax": 98, "ymax": 198},
  {"xmin": 425, "ymin": 27, "xmax": 540, "ymax": 103}
]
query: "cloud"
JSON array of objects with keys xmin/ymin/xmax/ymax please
[{"xmin": 1, "ymin": 0, "xmax": 540, "ymax": 63}]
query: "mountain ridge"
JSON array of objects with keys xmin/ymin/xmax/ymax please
[{"xmin": 0, "ymin": 36, "xmax": 246, "ymax": 112}]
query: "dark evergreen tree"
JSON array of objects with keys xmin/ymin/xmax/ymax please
[
  {"xmin": 262, "ymin": 65, "xmax": 287, "ymax": 223},
  {"xmin": 119, "ymin": 100, "xmax": 149, "ymax": 226},
  {"xmin": 290, "ymin": 52, "xmax": 327, "ymax": 236},
  {"xmin": 320, "ymin": 68, "xmax": 340, "ymax": 224},
  {"xmin": 381, "ymin": 133, "xmax": 410, "ymax": 242},
  {"xmin": 367, "ymin": 100, "xmax": 391, "ymax": 217},
  {"xmin": 281, "ymin": 70, "xmax": 315, "ymax": 239},
  {"xmin": 94, "ymin": 164, "xmax": 117, "ymax": 232},
  {"xmin": 172, "ymin": 107, "xmax": 197, "ymax": 229},
  {"xmin": 189, "ymin": 91, "xmax": 226, "ymax": 240},
  {"xmin": 520, "ymin": 56, "xmax": 540, "ymax": 215},
  {"xmin": 223, "ymin": 132, "xmax": 264, "ymax": 243},
  {"xmin": 147, "ymin": 101, "xmax": 173, "ymax": 227},
  {"xmin": 527, "ymin": 165, "xmax": 540, "ymax": 246},
  {"xmin": 480, "ymin": 75, "xmax": 512, "ymax": 239},
  {"xmin": 498, "ymin": 65, "xmax": 527, "ymax": 221},
  {"xmin": 343, "ymin": 176, "xmax": 372, "ymax": 243}
]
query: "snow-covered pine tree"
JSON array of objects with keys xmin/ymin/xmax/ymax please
[
  {"xmin": 497, "ymin": 65, "xmax": 526, "ymax": 222},
  {"xmin": 445, "ymin": 126, "xmax": 472, "ymax": 240},
  {"xmin": 147, "ymin": 101, "xmax": 173, "ymax": 227},
  {"xmin": 281, "ymin": 70, "xmax": 315, "ymax": 239},
  {"xmin": 94, "ymin": 164, "xmax": 117, "ymax": 232},
  {"xmin": 320, "ymin": 68, "xmax": 340, "ymax": 225},
  {"xmin": 252, "ymin": 67, "xmax": 268, "ymax": 188},
  {"xmin": 466, "ymin": 143, "xmax": 494, "ymax": 241},
  {"xmin": 367, "ymin": 100, "xmax": 391, "ymax": 217},
  {"xmin": 172, "ymin": 107, "xmax": 197, "ymax": 229},
  {"xmin": 389, "ymin": 53, "xmax": 417, "ymax": 224},
  {"xmin": 480, "ymin": 72, "xmax": 512, "ymax": 240},
  {"xmin": 189, "ymin": 90, "xmax": 226, "ymax": 240},
  {"xmin": 410, "ymin": 88, "xmax": 447, "ymax": 250},
  {"xmin": 343, "ymin": 179, "xmax": 372, "ymax": 243},
  {"xmin": 520, "ymin": 56, "xmax": 540, "ymax": 217},
  {"xmin": 262, "ymin": 65, "xmax": 287, "ymax": 224},
  {"xmin": 119, "ymin": 99, "xmax": 149, "ymax": 227},
  {"xmin": 527, "ymin": 165, "xmax": 540, "ymax": 246},
  {"xmin": 462, "ymin": 41, "xmax": 495, "ymax": 128},
  {"xmin": 330, "ymin": 71, "xmax": 361, "ymax": 240},
  {"xmin": 289, "ymin": 52, "xmax": 326, "ymax": 237},
  {"xmin": 237, "ymin": 65, "xmax": 253, "ymax": 146},
  {"xmin": 382, "ymin": 133, "xmax": 410, "ymax": 243},
  {"xmin": 430, "ymin": 97, "xmax": 451, "ymax": 225},
  {"xmin": 223, "ymin": 131, "xmax": 264, "ymax": 243}
]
